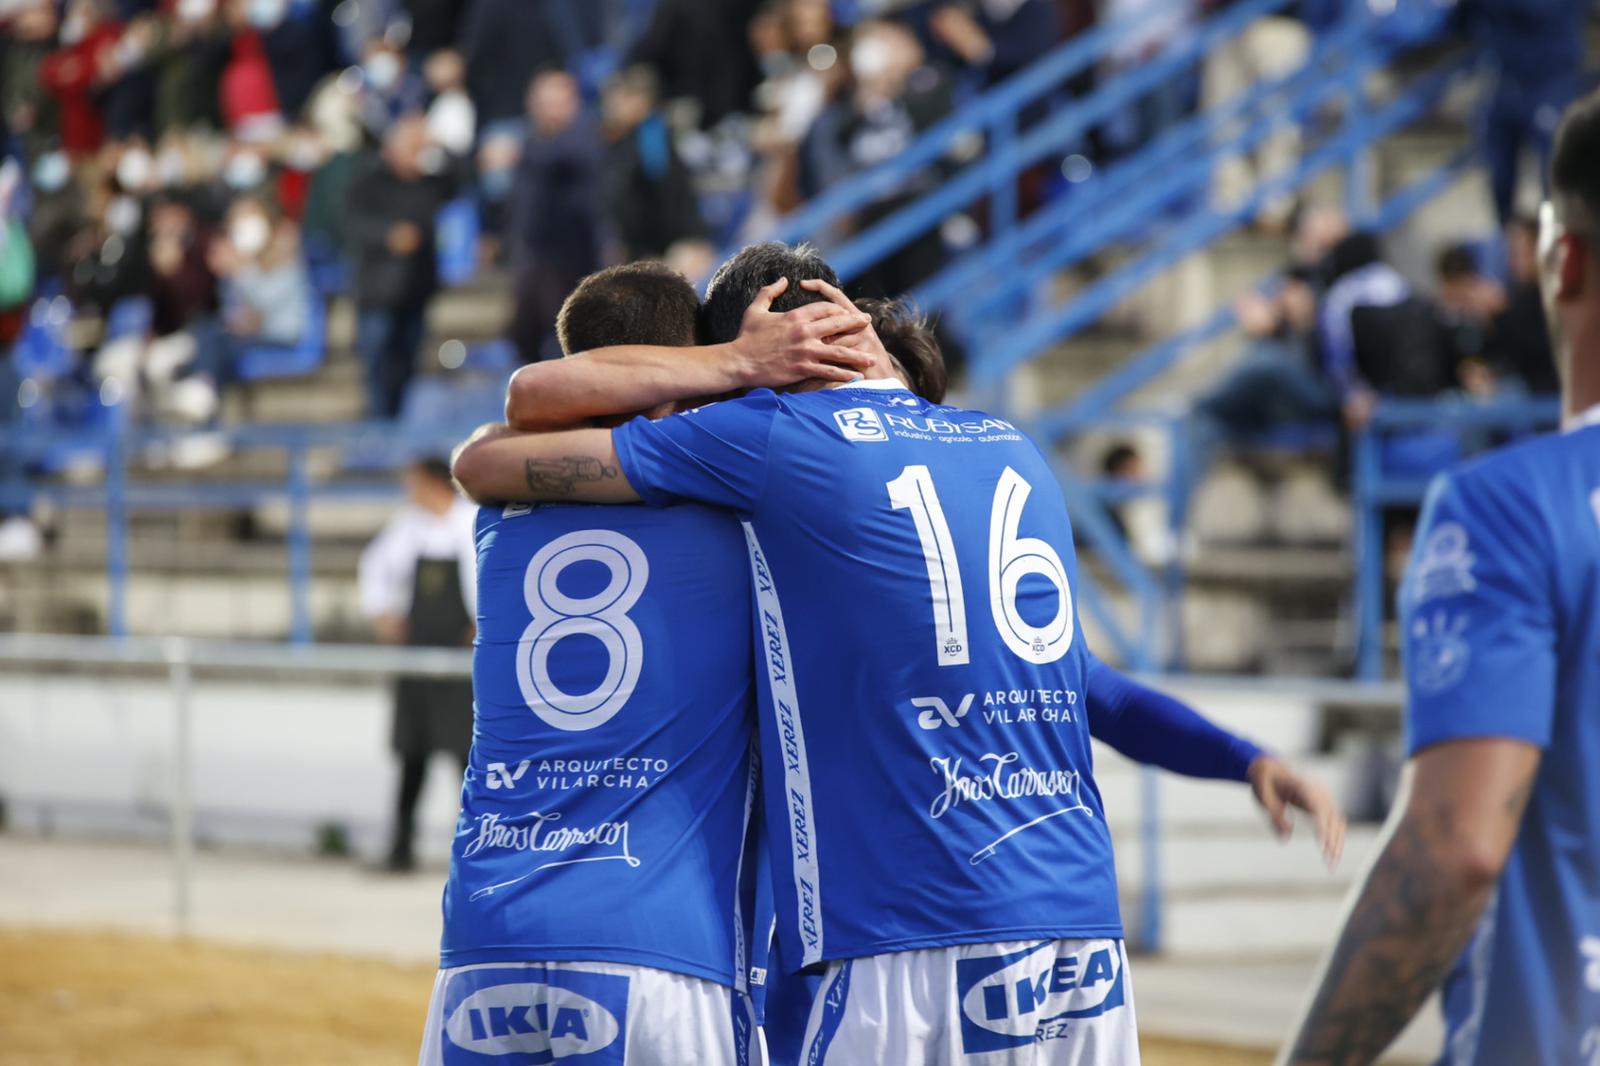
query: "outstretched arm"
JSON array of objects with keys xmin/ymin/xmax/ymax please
[
  {"xmin": 1278, "ymin": 738, "xmax": 1538, "ymax": 1066},
  {"xmin": 451, "ymin": 423, "xmax": 642, "ymax": 505},
  {"xmin": 1087, "ymin": 658, "xmax": 1345, "ymax": 865},
  {"xmin": 504, "ymin": 277, "xmax": 874, "ymax": 429}
]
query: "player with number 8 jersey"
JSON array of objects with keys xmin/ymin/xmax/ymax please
[{"xmin": 423, "ymin": 264, "xmax": 768, "ymax": 1066}]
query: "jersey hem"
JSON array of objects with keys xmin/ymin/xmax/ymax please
[
  {"xmin": 803, "ymin": 923, "xmax": 1127, "ymax": 968},
  {"xmin": 438, "ymin": 945, "xmax": 734, "ymax": 987}
]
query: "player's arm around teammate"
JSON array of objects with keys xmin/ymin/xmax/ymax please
[{"xmin": 503, "ymin": 277, "xmax": 874, "ymax": 430}]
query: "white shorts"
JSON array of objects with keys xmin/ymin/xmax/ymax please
[
  {"xmin": 770, "ymin": 939, "xmax": 1138, "ymax": 1066},
  {"xmin": 418, "ymin": 960, "xmax": 763, "ymax": 1066}
]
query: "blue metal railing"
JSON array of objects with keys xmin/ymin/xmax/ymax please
[
  {"xmin": 1349, "ymin": 396, "xmax": 1562, "ymax": 680},
  {"xmin": 2, "ymin": 419, "xmax": 488, "ymax": 643},
  {"xmin": 761, "ymin": 0, "xmax": 1298, "ymax": 269}
]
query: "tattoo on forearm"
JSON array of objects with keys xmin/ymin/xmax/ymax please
[
  {"xmin": 1285, "ymin": 773, "xmax": 1535, "ymax": 1065},
  {"xmin": 524, "ymin": 456, "xmax": 619, "ymax": 496}
]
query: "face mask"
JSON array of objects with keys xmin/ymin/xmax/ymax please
[
  {"xmin": 157, "ymin": 149, "xmax": 186, "ymax": 187},
  {"xmin": 32, "ymin": 152, "xmax": 70, "ymax": 193},
  {"xmin": 417, "ymin": 144, "xmax": 445, "ymax": 176},
  {"xmin": 223, "ymin": 152, "xmax": 267, "ymax": 190},
  {"xmin": 286, "ymin": 139, "xmax": 325, "ymax": 171},
  {"xmin": 427, "ymin": 92, "xmax": 474, "ymax": 155},
  {"xmin": 364, "ymin": 52, "xmax": 401, "ymax": 93},
  {"xmin": 59, "ymin": 14, "xmax": 90, "ymax": 45},
  {"xmin": 176, "ymin": 0, "xmax": 214, "ymax": 21},
  {"xmin": 105, "ymin": 196, "xmax": 142, "ymax": 235},
  {"xmin": 850, "ymin": 37, "xmax": 891, "ymax": 80},
  {"xmin": 230, "ymin": 213, "xmax": 271, "ymax": 257},
  {"xmin": 247, "ymin": 0, "xmax": 286, "ymax": 29},
  {"xmin": 116, "ymin": 148, "xmax": 153, "ymax": 191}
]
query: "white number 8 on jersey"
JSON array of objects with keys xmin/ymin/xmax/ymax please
[{"xmin": 517, "ymin": 530, "xmax": 649, "ymax": 731}]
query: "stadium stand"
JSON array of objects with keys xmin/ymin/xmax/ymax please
[{"xmin": 0, "ymin": 6, "xmax": 1590, "ymax": 1053}]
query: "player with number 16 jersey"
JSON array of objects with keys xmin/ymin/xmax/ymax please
[{"xmin": 613, "ymin": 376, "xmax": 1134, "ymax": 1063}]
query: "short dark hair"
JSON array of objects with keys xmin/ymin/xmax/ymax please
[
  {"xmin": 855, "ymin": 296, "xmax": 947, "ymax": 403},
  {"xmin": 557, "ymin": 261, "xmax": 700, "ymax": 354},
  {"xmin": 411, "ymin": 455, "xmax": 454, "ymax": 485},
  {"xmin": 1101, "ymin": 444, "xmax": 1139, "ymax": 478},
  {"xmin": 1435, "ymin": 243, "xmax": 1480, "ymax": 282},
  {"xmin": 701, "ymin": 241, "xmax": 838, "ymax": 345},
  {"xmin": 1552, "ymin": 87, "xmax": 1600, "ymax": 235}
]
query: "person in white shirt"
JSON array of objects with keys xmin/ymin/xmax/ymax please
[{"xmin": 358, "ymin": 456, "xmax": 477, "ymax": 873}]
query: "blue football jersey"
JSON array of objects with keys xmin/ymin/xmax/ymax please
[
  {"xmin": 613, "ymin": 380, "xmax": 1121, "ymax": 972},
  {"xmin": 1399, "ymin": 416, "xmax": 1600, "ymax": 1065},
  {"xmin": 440, "ymin": 502, "xmax": 760, "ymax": 988}
]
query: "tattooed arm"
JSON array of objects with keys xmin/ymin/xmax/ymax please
[
  {"xmin": 451, "ymin": 423, "xmax": 641, "ymax": 505},
  {"xmin": 1279, "ymin": 738, "xmax": 1540, "ymax": 1066}
]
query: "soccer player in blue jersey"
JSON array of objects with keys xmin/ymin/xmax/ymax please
[
  {"xmin": 421, "ymin": 261, "xmax": 875, "ymax": 1066},
  {"xmin": 455, "ymin": 243, "xmax": 1345, "ymax": 1065},
  {"xmin": 1281, "ymin": 89, "xmax": 1600, "ymax": 1066}
]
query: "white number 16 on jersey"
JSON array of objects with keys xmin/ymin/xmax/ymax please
[{"xmin": 888, "ymin": 465, "xmax": 1074, "ymax": 666}]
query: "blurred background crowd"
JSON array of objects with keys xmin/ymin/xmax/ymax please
[{"xmin": 0, "ymin": 0, "xmax": 1585, "ymax": 661}]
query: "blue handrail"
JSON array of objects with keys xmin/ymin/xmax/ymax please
[
  {"xmin": 973, "ymin": 54, "xmax": 1473, "ymax": 384},
  {"xmin": 1035, "ymin": 146, "xmax": 1477, "ymax": 440},
  {"xmin": 1350, "ymin": 396, "xmax": 1561, "ymax": 680},
  {"xmin": 762, "ymin": 0, "xmax": 1292, "ymax": 256},
  {"xmin": 910, "ymin": 10, "xmax": 1377, "ymax": 317},
  {"xmin": 819, "ymin": 0, "xmax": 1305, "ymax": 283},
  {"xmin": 952, "ymin": 29, "xmax": 1389, "ymax": 333}
]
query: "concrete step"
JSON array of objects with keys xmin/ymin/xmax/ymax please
[
  {"xmin": 1143, "ymin": 889, "xmax": 1351, "ymax": 956},
  {"xmin": 1112, "ymin": 825, "xmax": 1379, "ymax": 895}
]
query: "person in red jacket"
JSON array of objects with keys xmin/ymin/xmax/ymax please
[{"xmin": 39, "ymin": 0, "xmax": 122, "ymax": 158}]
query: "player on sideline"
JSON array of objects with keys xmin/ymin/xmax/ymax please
[
  {"xmin": 455, "ymin": 243, "xmax": 1345, "ymax": 1065},
  {"xmin": 1280, "ymin": 90, "xmax": 1600, "ymax": 1066},
  {"xmin": 420, "ymin": 261, "xmax": 872, "ymax": 1066}
]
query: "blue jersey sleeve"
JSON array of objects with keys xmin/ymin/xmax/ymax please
[
  {"xmin": 1085, "ymin": 655, "xmax": 1263, "ymax": 782},
  {"xmin": 1402, "ymin": 470, "xmax": 1558, "ymax": 755},
  {"xmin": 611, "ymin": 389, "xmax": 780, "ymax": 511}
]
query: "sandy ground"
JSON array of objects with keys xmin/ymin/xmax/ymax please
[{"xmin": 0, "ymin": 928, "xmax": 1272, "ymax": 1066}]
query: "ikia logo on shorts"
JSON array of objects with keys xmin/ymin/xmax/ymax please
[
  {"xmin": 955, "ymin": 940, "xmax": 1125, "ymax": 1053},
  {"xmin": 441, "ymin": 966, "xmax": 628, "ymax": 1065}
]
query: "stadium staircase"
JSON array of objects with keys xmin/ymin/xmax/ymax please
[
  {"xmin": 0, "ymin": 0, "xmax": 1518, "ymax": 957},
  {"xmin": 755, "ymin": 0, "xmax": 1494, "ymax": 682}
]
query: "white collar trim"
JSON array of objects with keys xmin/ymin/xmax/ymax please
[
  {"xmin": 1567, "ymin": 403, "xmax": 1600, "ymax": 433},
  {"xmin": 832, "ymin": 377, "xmax": 909, "ymax": 392}
]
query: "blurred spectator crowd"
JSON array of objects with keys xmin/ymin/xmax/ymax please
[{"xmin": 0, "ymin": 0, "xmax": 1118, "ymax": 442}]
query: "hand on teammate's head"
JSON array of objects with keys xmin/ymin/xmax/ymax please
[{"xmin": 729, "ymin": 276, "xmax": 876, "ymax": 390}]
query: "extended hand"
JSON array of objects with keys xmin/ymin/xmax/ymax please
[
  {"xmin": 730, "ymin": 277, "xmax": 875, "ymax": 388},
  {"xmin": 1248, "ymin": 755, "xmax": 1346, "ymax": 868}
]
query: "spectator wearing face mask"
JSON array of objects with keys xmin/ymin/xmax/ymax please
[
  {"xmin": 358, "ymin": 34, "xmax": 428, "ymax": 136},
  {"xmin": 39, "ymin": 0, "xmax": 124, "ymax": 158},
  {"xmin": 343, "ymin": 112, "xmax": 459, "ymax": 417},
  {"xmin": 805, "ymin": 20, "xmax": 952, "ymax": 297},
  {"xmin": 187, "ymin": 193, "xmax": 309, "ymax": 400},
  {"xmin": 26, "ymin": 150, "xmax": 85, "ymax": 284}
]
